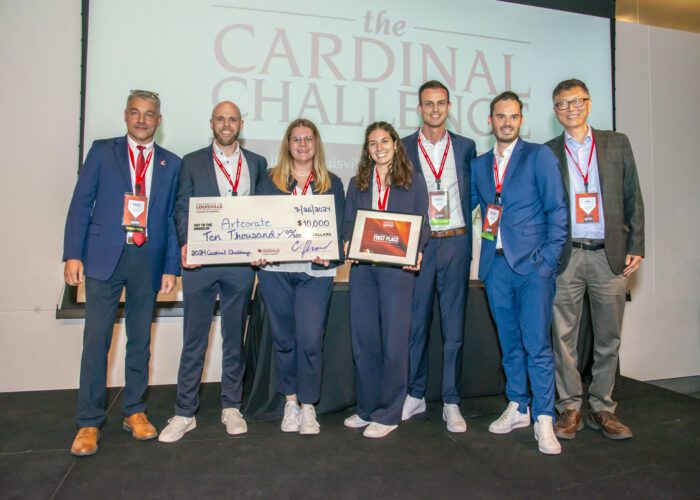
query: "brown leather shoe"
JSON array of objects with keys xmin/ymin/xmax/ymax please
[
  {"xmin": 554, "ymin": 409, "xmax": 584, "ymax": 440},
  {"xmin": 586, "ymin": 411, "xmax": 633, "ymax": 440},
  {"xmin": 71, "ymin": 427, "xmax": 99, "ymax": 456},
  {"xmin": 123, "ymin": 412, "xmax": 158, "ymax": 440}
]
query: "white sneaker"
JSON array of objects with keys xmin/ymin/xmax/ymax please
[
  {"xmin": 401, "ymin": 395, "xmax": 426, "ymax": 421},
  {"xmin": 158, "ymin": 415, "xmax": 196, "ymax": 443},
  {"xmin": 443, "ymin": 404, "xmax": 467, "ymax": 433},
  {"xmin": 299, "ymin": 405, "xmax": 320, "ymax": 435},
  {"xmin": 489, "ymin": 401, "xmax": 531, "ymax": 434},
  {"xmin": 221, "ymin": 408, "xmax": 247, "ymax": 435},
  {"xmin": 343, "ymin": 414, "xmax": 370, "ymax": 428},
  {"xmin": 534, "ymin": 415, "xmax": 562, "ymax": 455},
  {"xmin": 363, "ymin": 422, "xmax": 398, "ymax": 438},
  {"xmin": 281, "ymin": 401, "xmax": 301, "ymax": 432}
]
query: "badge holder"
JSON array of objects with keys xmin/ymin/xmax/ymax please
[
  {"xmin": 429, "ymin": 190, "xmax": 450, "ymax": 227},
  {"xmin": 575, "ymin": 192, "xmax": 600, "ymax": 223},
  {"xmin": 481, "ymin": 202, "xmax": 502, "ymax": 241},
  {"xmin": 122, "ymin": 192, "xmax": 148, "ymax": 233}
]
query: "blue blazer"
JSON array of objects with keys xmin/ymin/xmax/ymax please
[
  {"xmin": 402, "ymin": 130, "xmax": 476, "ymax": 256},
  {"xmin": 258, "ymin": 170, "xmax": 346, "ymax": 269},
  {"xmin": 63, "ymin": 135, "xmax": 182, "ymax": 291},
  {"xmin": 471, "ymin": 139, "xmax": 568, "ymax": 280},
  {"xmin": 175, "ymin": 144, "xmax": 267, "ymax": 246},
  {"xmin": 343, "ymin": 171, "xmax": 431, "ymax": 253}
]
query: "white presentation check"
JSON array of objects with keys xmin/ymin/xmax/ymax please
[{"xmin": 186, "ymin": 195, "xmax": 339, "ymax": 265}]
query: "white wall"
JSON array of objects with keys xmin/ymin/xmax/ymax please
[
  {"xmin": 0, "ymin": 3, "xmax": 697, "ymax": 393},
  {"xmin": 616, "ymin": 21, "xmax": 700, "ymax": 380}
]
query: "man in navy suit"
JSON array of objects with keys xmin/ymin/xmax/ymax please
[
  {"xmin": 401, "ymin": 80, "xmax": 476, "ymax": 433},
  {"xmin": 471, "ymin": 91, "xmax": 568, "ymax": 454},
  {"xmin": 159, "ymin": 101, "xmax": 267, "ymax": 443},
  {"xmin": 63, "ymin": 90, "xmax": 181, "ymax": 456}
]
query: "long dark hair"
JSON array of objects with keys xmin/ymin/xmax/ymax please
[{"xmin": 356, "ymin": 121, "xmax": 413, "ymax": 191}]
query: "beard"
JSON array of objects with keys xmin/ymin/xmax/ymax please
[{"xmin": 214, "ymin": 129, "xmax": 239, "ymax": 147}]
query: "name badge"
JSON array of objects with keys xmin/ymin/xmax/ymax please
[
  {"xmin": 123, "ymin": 193, "xmax": 148, "ymax": 233},
  {"xmin": 481, "ymin": 203, "xmax": 502, "ymax": 241},
  {"xmin": 429, "ymin": 190, "xmax": 450, "ymax": 227},
  {"xmin": 575, "ymin": 192, "xmax": 600, "ymax": 223}
]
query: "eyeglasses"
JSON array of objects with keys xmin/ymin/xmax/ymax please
[
  {"xmin": 130, "ymin": 89, "xmax": 160, "ymax": 98},
  {"xmin": 290, "ymin": 136, "xmax": 314, "ymax": 145},
  {"xmin": 554, "ymin": 97, "xmax": 590, "ymax": 111}
]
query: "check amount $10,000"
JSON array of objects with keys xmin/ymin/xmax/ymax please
[{"xmin": 186, "ymin": 195, "xmax": 339, "ymax": 265}]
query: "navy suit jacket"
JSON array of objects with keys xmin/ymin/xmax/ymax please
[
  {"xmin": 343, "ymin": 171, "xmax": 432, "ymax": 253},
  {"xmin": 258, "ymin": 170, "xmax": 346, "ymax": 270},
  {"xmin": 471, "ymin": 139, "xmax": 568, "ymax": 281},
  {"xmin": 175, "ymin": 144, "xmax": 267, "ymax": 247},
  {"xmin": 63, "ymin": 135, "xmax": 182, "ymax": 291},
  {"xmin": 402, "ymin": 130, "xmax": 476, "ymax": 257}
]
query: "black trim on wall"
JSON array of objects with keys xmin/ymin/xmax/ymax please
[
  {"xmin": 78, "ymin": 0, "xmax": 89, "ymax": 175},
  {"xmin": 498, "ymin": 0, "xmax": 615, "ymax": 19}
]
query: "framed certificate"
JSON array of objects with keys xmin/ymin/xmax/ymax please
[
  {"xmin": 186, "ymin": 195, "xmax": 339, "ymax": 265},
  {"xmin": 347, "ymin": 209, "xmax": 423, "ymax": 267}
]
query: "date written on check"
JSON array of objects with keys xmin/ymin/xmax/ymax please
[{"xmin": 186, "ymin": 195, "xmax": 339, "ymax": 265}]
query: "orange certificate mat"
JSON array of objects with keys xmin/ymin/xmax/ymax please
[{"xmin": 347, "ymin": 209, "xmax": 423, "ymax": 267}]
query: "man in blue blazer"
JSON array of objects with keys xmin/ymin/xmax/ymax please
[
  {"xmin": 401, "ymin": 80, "xmax": 476, "ymax": 433},
  {"xmin": 63, "ymin": 90, "xmax": 181, "ymax": 456},
  {"xmin": 159, "ymin": 101, "xmax": 267, "ymax": 443},
  {"xmin": 472, "ymin": 91, "xmax": 567, "ymax": 454}
]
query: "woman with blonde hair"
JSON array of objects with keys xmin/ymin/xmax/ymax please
[
  {"xmin": 342, "ymin": 121, "xmax": 430, "ymax": 438},
  {"xmin": 256, "ymin": 118, "xmax": 345, "ymax": 435}
]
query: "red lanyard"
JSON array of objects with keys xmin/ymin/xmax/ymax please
[
  {"xmin": 293, "ymin": 171, "xmax": 314, "ymax": 195},
  {"xmin": 564, "ymin": 134, "xmax": 596, "ymax": 192},
  {"xmin": 128, "ymin": 145, "xmax": 153, "ymax": 192},
  {"xmin": 212, "ymin": 149, "xmax": 243, "ymax": 194},
  {"xmin": 417, "ymin": 134, "xmax": 451, "ymax": 189},
  {"xmin": 493, "ymin": 152, "xmax": 512, "ymax": 200},
  {"xmin": 375, "ymin": 168, "xmax": 390, "ymax": 210}
]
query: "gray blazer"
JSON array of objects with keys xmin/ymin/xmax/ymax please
[
  {"xmin": 546, "ymin": 129, "xmax": 644, "ymax": 275},
  {"xmin": 175, "ymin": 144, "xmax": 268, "ymax": 246}
]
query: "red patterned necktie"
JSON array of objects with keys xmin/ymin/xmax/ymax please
[{"xmin": 132, "ymin": 145, "xmax": 147, "ymax": 246}]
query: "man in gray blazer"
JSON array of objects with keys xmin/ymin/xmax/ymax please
[
  {"xmin": 159, "ymin": 101, "xmax": 267, "ymax": 442},
  {"xmin": 546, "ymin": 79, "xmax": 644, "ymax": 441}
]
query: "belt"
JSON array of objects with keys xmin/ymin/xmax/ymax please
[
  {"xmin": 572, "ymin": 241, "xmax": 605, "ymax": 251},
  {"xmin": 495, "ymin": 248, "xmax": 505, "ymax": 256},
  {"xmin": 431, "ymin": 227, "xmax": 467, "ymax": 239}
]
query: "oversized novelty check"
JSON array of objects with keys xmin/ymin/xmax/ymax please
[{"xmin": 186, "ymin": 195, "xmax": 339, "ymax": 265}]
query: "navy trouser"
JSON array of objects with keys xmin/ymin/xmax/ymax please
[
  {"xmin": 175, "ymin": 265, "xmax": 255, "ymax": 416},
  {"xmin": 349, "ymin": 264, "xmax": 415, "ymax": 425},
  {"xmin": 76, "ymin": 243, "xmax": 156, "ymax": 428},
  {"xmin": 408, "ymin": 233, "xmax": 469, "ymax": 404},
  {"xmin": 257, "ymin": 271, "xmax": 334, "ymax": 404},
  {"xmin": 483, "ymin": 255, "xmax": 556, "ymax": 419}
]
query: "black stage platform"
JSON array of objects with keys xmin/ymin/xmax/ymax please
[{"xmin": 1, "ymin": 377, "xmax": 699, "ymax": 499}]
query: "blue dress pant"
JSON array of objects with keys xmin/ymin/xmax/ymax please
[
  {"xmin": 257, "ymin": 271, "xmax": 334, "ymax": 404},
  {"xmin": 175, "ymin": 265, "xmax": 255, "ymax": 416},
  {"xmin": 76, "ymin": 243, "xmax": 156, "ymax": 428},
  {"xmin": 483, "ymin": 255, "xmax": 556, "ymax": 419},
  {"xmin": 349, "ymin": 264, "xmax": 415, "ymax": 425},
  {"xmin": 409, "ymin": 233, "xmax": 469, "ymax": 404}
]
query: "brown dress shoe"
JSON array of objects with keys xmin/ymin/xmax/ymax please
[
  {"xmin": 554, "ymin": 409, "xmax": 584, "ymax": 440},
  {"xmin": 123, "ymin": 412, "xmax": 158, "ymax": 440},
  {"xmin": 586, "ymin": 411, "xmax": 633, "ymax": 440},
  {"xmin": 71, "ymin": 427, "xmax": 99, "ymax": 456}
]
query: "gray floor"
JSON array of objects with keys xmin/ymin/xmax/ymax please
[{"xmin": 1, "ymin": 377, "xmax": 699, "ymax": 499}]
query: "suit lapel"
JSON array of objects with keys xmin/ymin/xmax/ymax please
[
  {"xmin": 482, "ymin": 150, "xmax": 496, "ymax": 200},
  {"xmin": 149, "ymin": 145, "xmax": 166, "ymax": 207},
  {"xmin": 205, "ymin": 145, "xmax": 222, "ymax": 196},
  {"xmin": 592, "ymin": 128, "xmax": 607, "ymax": 194},
  {"xmin": 554, "ymin": 133, "xmax": 570, "ymax": 198},
  {"xmin": 114, "ymin": 136, "xmax": 133, "ymax": 192},
  {"xmin": 500, "ymin": 139, "xmax": 524, "ymax": 194},
  {"xmin": 449, "ymin": 132, "xmax": 465, "ymax": 197},
  {"xmin": 407, "ymin": 132, "xmax": 422, "ymax": 175}
]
